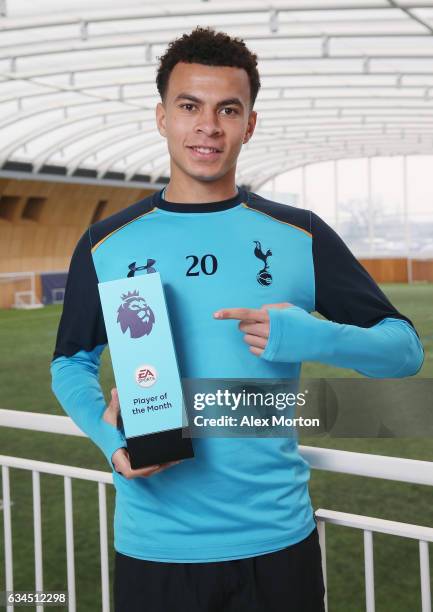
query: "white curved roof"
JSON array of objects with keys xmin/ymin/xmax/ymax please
[{"xmin": 1, "ymin": 0, "xmax": 433, "ymax": 190}]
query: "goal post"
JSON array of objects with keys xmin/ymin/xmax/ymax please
[{"xmin": 0, "ymin": 272, "xmax": 43, "ymax": 309}]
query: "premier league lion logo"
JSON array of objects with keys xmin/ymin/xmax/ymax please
[{"xmin": 117, "ymin": 290, "xmax": 155, "ymax": 339}]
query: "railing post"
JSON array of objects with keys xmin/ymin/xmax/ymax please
[
  {"xmin": 2, "ymin": 466, "xmax": 14, "ymax": 612},
  {"xmin": 364, "ymin": 530, "xmax": 375, "ymax": 612},
  {"xmin": 64, "ymin": 476, "xmax": 76, "ymax": 612},
  {"xmin": 419, "ymin": 540, "xmax": 431, "ymax": 612},
  {"xmin": 32, "ymin": 470, "xmax": 44, "ymax": 612},
  {"xmin": 316, "ymin": 518, "xmax": 328, "ymax": 612},
  {"xmin": 98, "ymin": 482, "xmax": 110, "ymax": 612}
]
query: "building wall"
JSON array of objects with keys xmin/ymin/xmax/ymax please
[
  {"xmin": 360, "ymin": 258, "xmax": 409, "ymax": 283},
  {"xmin": 0, "ymin": 176, "xmax": 154, "ymax": 307}
]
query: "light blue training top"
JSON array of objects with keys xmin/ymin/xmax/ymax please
[{"xmin": 51, "ymin": 187, "xmax": 424, "ymax": 562}]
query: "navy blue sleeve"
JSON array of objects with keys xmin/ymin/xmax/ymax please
[
  {"xmin": 53, "ymin": 229, "xmax": 107, "ymax": 360},
  {"xmin": 311, "ymin": 212, "xmax": 416, "ymax": 331},
  {"xmin": 51, "ymin": 229, "xmax": 125, "ymax": 468}
]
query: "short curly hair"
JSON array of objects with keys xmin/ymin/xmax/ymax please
[{"xmin": 156, "ymin": 27, "xmax": 261, "ymax": 109}]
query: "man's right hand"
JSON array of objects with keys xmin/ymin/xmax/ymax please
[
  {"xmin": 112, "ymin": 447, "xmax": 181, "ymax": 479},
  {"xmin": 104, "ymin": 387, "xmax": 183, "ymax": 479}
]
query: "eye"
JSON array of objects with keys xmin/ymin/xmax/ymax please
[
  {"xmin": 179, "ymin": 103, "xmax": 196, "ymax": 111},
  {"xmin": 220, "ymin": 107, "xmax": 238, "ymax": 116}
]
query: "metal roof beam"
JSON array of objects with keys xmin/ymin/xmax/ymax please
[
  {"xmin": 6, "ymin": 58, "xmax": 433, "ymax": 82},
  {"xmin": 3, "ymin": 3, "xmax": 427, "ymax": 33},
  {"xmin": 33, "ymin": 123, "xmax": 157, "ymax": 174},
  {"xmin": 4, "ymin": 29, "xmax": 433, "ymax": 62},
  {"xmin": 0, "ymin": 109, "xmax": 152, "ymax": 165},
  {"xmin": 387, "ymin": 0, "xmax": 433, "ymax": 34},
  {"xmin": 0, "ymin": 167, "xmax": 165, "ymax": 190}
]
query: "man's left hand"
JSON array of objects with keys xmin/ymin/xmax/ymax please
[{"xmin": 213, "ymin": 302, "xmax": 293, "ymax": 356}]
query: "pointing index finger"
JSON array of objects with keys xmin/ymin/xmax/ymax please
[{"xmin": 213, "ymin": 308, "xmax": 269, "ymax": 322}]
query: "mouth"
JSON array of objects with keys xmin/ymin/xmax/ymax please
[{"xmin": 187, "ymin": 145, "xmax": 223, "ymax": 160}]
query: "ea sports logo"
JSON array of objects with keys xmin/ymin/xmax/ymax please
[{"xmin": 135, "ymin": 364, "xmax": 157, "ymax": 388}]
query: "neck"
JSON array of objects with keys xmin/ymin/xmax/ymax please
[{"xmin": 163, "ymin": 168, "xmax": 238, "ymax": 203}]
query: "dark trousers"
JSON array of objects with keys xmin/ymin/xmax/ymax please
[{"xmin": 114, "ymin": 527, "xmax": 326, "ymax": 612}]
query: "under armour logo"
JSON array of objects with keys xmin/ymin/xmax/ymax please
[
  {"xmin": 127, "ymin": 259, "xmax": 156, "ymax": 278},
  {"xmin": 253, "ymin": 241, "xmax": 272, "ymax": 286}
]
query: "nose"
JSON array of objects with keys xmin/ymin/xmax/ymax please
[{"xmin": 194, "ymin": 108, "xmax": 223, "ymax": 137}]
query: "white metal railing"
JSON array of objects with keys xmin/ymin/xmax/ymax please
[
  {"xmin": 0, "ymin": 409, "xmax": 432, "ymax": 612},
  {"xmin": 0, "ymin": 408, "xmax": 111, "ymax": 612},
  {"xmin": 299, "ymin": 446, "xmax": 433, "ymax": 612},
  {"xmin": 1, "ymin": 455, "xmax": 112, "ymax": 612},
  {"xmin": 316, "ymin": 510, "xmax": 433, "ymax": 612}
]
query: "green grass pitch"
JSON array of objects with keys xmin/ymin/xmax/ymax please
[{"xmin": 0, "ymin": 283, "xmax": 432, "ymax": 611}]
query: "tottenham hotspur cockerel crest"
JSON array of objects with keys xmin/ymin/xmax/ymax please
[
  {"xmin": 117, "ymin": 290, "xmax": 155, "ymax": 339},
  {"xmin": 253, "ymin": 241, "xmax": 273, "ymax": 286}
]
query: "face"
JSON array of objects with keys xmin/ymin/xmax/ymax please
[{"xmin": 156, "ymin": 62, "xmax": 257, "ymax": 185}]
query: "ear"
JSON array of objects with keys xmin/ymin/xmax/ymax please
[
  {"xmin": 156, "ymin": 102, "xmax": 167, "ymax": 138},
  {"xmin": 243, "ymin": 110, "xmax": 257, "ymax": 144}
]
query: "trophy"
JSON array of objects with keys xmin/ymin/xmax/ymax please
[{"xmin": 98, "ymin": 272, "xmax": 194, "ymax": 469}]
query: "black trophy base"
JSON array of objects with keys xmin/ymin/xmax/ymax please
[{"xmin": 126, "ymin": 427, "xmax": 194, "ymax": 469}]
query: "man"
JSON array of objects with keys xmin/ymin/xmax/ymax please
[{"xmin": 51, "ymin": 27, "xmax": 424, "ymax": 612}]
